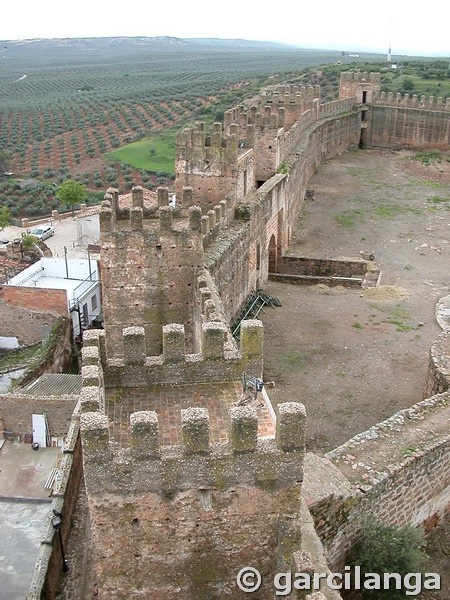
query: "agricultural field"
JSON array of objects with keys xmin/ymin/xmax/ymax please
[
  {"xmin": 0, "ymin": 37, "xmax": 382, "ymax": 218},
  {"xmin": 0, "ymin": 37, "xmax": 447, "ymax": 219}
]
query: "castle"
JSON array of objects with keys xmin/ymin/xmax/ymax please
[{"xmin": 27, "ymin": 72, "xmax": 450, "ymax": 599}]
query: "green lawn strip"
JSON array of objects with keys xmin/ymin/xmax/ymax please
[{"xmin": 105, "ymin": 133, "xmax": 176, "ymax": 175}]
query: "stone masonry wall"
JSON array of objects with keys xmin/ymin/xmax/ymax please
[
  {"xmin": 86, "ymin": 485, "xmax": 300, "ymax": 600},
  {"xmin": 175, "ymin": 122, "xmax": 241, "ymax": 211},
  {"xmin": 364, "ymin": 105, "xmax": 450, "ymax": 150},
  {"xmin": 0, "ymin": 393, "xmax": 78, "ymax": 437},
  {"xmin": 276, "ymin": 256, "xmax": 367, "ymax": 278},
  {"xmin": 0, "ymin": 285, "xmax": 68, "ymax": 344},
  {"xmin": 204, "ymin": 111, "xmax": 362, "ymax": 325},
  {"xmin": 100, "ymin": 196, "xmax": 204, "ymax": 358},
  {"xmin": 424, "ymin": 331, "xmax": 450, "ymax": 397},
  {"xmin": 307, "ymin": 393, "xmax": 450, "ymax": 571}
]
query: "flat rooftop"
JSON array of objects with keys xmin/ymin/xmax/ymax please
[
  {"xmin": 0, "ymin": 442, "xmax": 60, "ymax": 600},
  {"xmin": 106, "ymin": 381, "xmax": 276, "ymax": 448}
]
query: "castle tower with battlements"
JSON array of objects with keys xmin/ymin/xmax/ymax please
[
  {"xmin": 99, "ymin": 185, "xmax": 204, "ymax": 357},
  {"xmin": 79, "ymin": 328, "xmax": 307, "ymax": 599}
]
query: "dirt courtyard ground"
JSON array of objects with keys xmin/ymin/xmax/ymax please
[{"xmin": 260, "ymin": 147, "xmax": 450, "ymax": 453}]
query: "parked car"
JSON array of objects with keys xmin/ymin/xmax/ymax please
[{"xmin": 30, "ymin": 225, "xmax": 55, "ymax": 241}]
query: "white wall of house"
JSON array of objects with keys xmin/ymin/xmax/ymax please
[
  {"xmin": 70, "ymin": 286, "xmax": 102, "ymax": 337},
  {"xmin": 76, "ymin": 213, "xmax": 100, "ymax": 245},
  {"xmin": 6, "ymin": 258, "xmax": 102, "ymax": 337}
]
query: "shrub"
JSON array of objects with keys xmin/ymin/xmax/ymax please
[{"xmin": 347, "ymin": 519, "xmax": 427, "ymax": 599}]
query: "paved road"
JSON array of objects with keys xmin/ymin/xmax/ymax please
[{"xmin": 1, "ymin": 214, "xmax": 97, "ymax": 260}]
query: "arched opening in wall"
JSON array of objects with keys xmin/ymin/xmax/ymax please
[
  {"xmin": 268, "ymin": 235, "xmax": 277, "ymax": 273},
  {"xmin": 256, "ymin": 180, "xmax": 265, "ymax": 189}
]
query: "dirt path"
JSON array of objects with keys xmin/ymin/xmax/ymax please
[{"xmin": 260, "ymin": 148, "xmax": 450, "ymax": 452}]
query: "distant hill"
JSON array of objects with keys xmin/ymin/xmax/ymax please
[
  {"xmin": 0, "ymin": 36, "xmax": 297, "ymax": 55},
  {"xmin": 183, "ymin": 38, "xmax": 295, "ymax": 50},
  {"xmin": 0, "ymin": 36, "xmax": 190, "ymax": 52}
]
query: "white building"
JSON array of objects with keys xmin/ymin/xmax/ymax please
[{"xmin": 5, "ymin": 257, "xmax": 101, "ymax": 338}]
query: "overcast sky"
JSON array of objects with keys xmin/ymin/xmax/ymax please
[{"xmin": 1, "ymin": 0, "xmax": 449, "ymax": 57}]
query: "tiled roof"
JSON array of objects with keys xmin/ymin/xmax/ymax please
[{"xmin": 0, "ymin": 256, "xmax": 30, "ymax": 284}]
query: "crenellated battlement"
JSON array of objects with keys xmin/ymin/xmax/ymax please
[
  {"xmin": 176, "ymin": 121, "xmax": 240, "ymax": 163},
  {"xmin": 196, "ymin": 269, "xmax": 235, "ymax": 349},
  {"xmin": 82, "ymin": 319, "xmax": 263, "ymax": 387},
  {"xmin": 80, "ymin": 400, "xmax": 306, "ymax": 495},
  {"xmin": 374, "ymin": 91, "xmax": 450, "ymax": 111},
  {"xmin": 175, "ymin": 121, "xmax": 255, "ymax": 211},
  {"xmin": 340, "ymin": 71, "xmax": 381, "ymax": 85},
  {"xmin": 99, "ymin": 185, "xmax": 201, "ymax": 233},
  {"xmin": 319, "ymin": 97, "xmax": 356, "ymax": 118},
  {"xmin": 224, "ymin": 85, "xmax": 321, "ymax": 135}
]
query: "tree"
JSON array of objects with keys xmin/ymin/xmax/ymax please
[
  {"xmin": 402, "ymin": 78, "xmax": 415, "ymax": 92},
  {"xmin": 57, "ymin": 179, "xmax": 87, "ymax": 215},
  {"xmin": 0, "ymin": 206, "xmax": 10, "ymax": 231}
]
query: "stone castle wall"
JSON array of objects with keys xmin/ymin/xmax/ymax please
[
  {"xmin": 363, "ymin": 104, "xmax": 450, "ymax": 150},
  {"xmin": 306, "ymin": 392, "xmax": 450, "ymax": 571}
]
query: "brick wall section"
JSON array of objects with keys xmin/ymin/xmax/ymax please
[
  {"xmin": 0, "ymin": 393, "xmax": 78, "ymax": 437},
  {"xmin": 0, "ymin": 285, "xmax": 68, "ymax": 344},
  {"xmin": 312, "ymin": 438, "xmax": 450, "ymax": 571}
]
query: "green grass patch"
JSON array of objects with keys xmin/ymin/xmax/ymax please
[
  {"xmin": 373, "ymin": 203, "xmax": 422, "ymax": 218},
  {"xmin": 281, "ymin": 349, "xmax": 318, "ymax": 372},
  {"xmin": 428, "ymin": 195, "xmax": 450, "ymax": 205},
  {"xmin": 353, "ymin": 322, "xmax": 364, "ymax": 330},
  {"xmin": 335, "ymin": 202, "xmax": 423, "ymax": 227},
  {"xmin": 413, "ymin": 150, "xmax": 442, "ymax": 166},
  {"xmin": 105, "ymin": 132, "xmax": 176, "ymax": 175},
  {"xmin": 0, "ymin": 345, "xmax": 42, "ymax": 371},
  {"xmin": 410, "ymin": 179, "xmax": 447, "ymax": 189},
  {"xmin": 369, "ymin": 303, "xmax": 416, "ymax": 332},
  {"xmin": 334, "ymin": 209, "xmax": 365, "ymax": 227}
]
